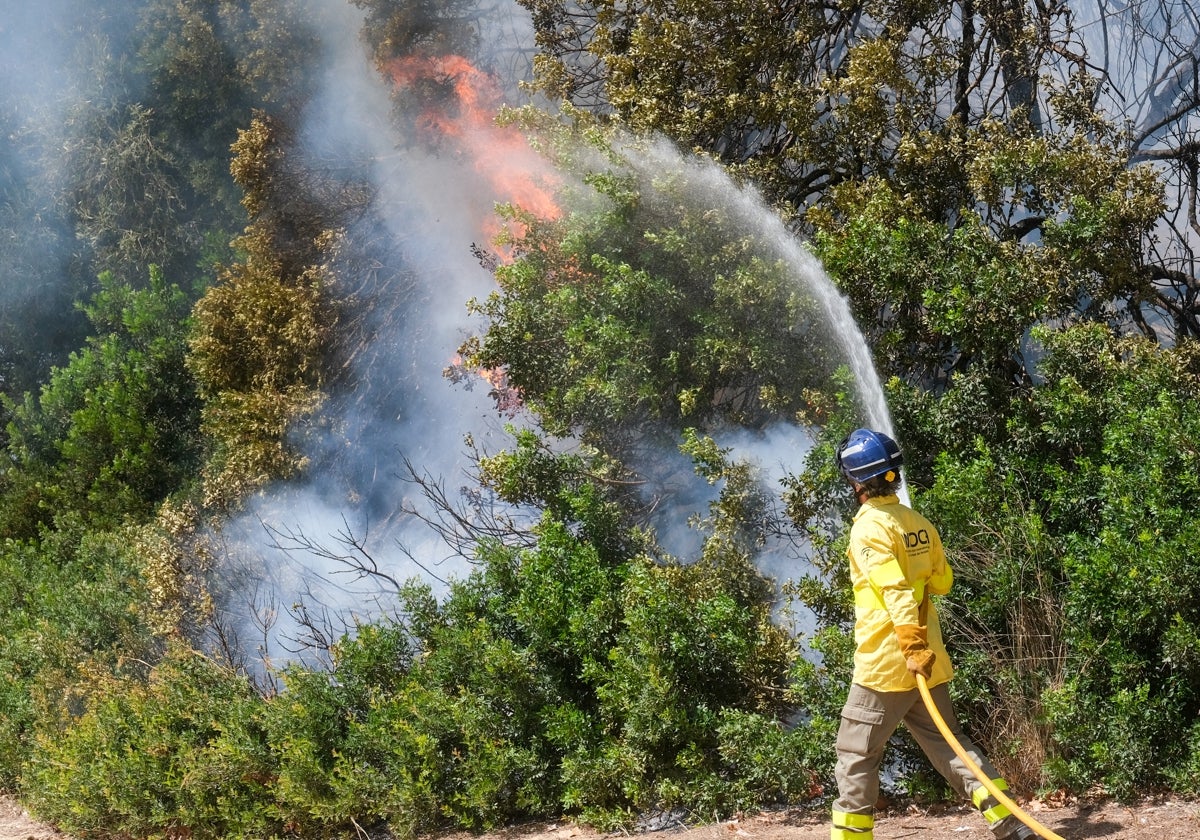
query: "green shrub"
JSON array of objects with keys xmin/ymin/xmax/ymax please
[
  {"xmin": 2, "ymin": 269, "xmax": 201, "ymax": 532},
  {"xmin": 314, "ymin": 619, "xmax": 557, "ymax": 837},
  {"xmin": 0, "ymin": 527, "xmax": 158, "ymax": 787},
  {"xmin": 24, "ymin": 644, "xmax": 278, "ymax": 839},
  {"xmin": 908, "ymin": 325, "xmax": 1200, "ymax": 796}
]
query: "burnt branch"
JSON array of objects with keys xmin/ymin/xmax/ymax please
[{"xmin": 393, "ymin": 453, "xmax": 540, "ymax": 556}]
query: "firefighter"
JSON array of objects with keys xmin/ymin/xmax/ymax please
[{"xmin": 829, "ymin": 428, "xmax": 1034, "ymax": 840}]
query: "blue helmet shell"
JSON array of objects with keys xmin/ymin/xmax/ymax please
[{"xmin": 836, "ymin": 428, "xmax": 903, "ymax": 483}]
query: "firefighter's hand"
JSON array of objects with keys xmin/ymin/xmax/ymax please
[
  {"xmin": 896, "ymin": 625, "xmax": 935, "ymax": 678},
  {"xmin": 906, "ymin": 649, "xmax": 936, "ymax": 679}
]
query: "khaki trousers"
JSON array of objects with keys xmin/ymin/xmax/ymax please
[{"xmin": 833, "ymin": 682, "xmax": 1023, "ymax": 837}]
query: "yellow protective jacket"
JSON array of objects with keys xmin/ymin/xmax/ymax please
[{"xmin": 847, "ymin": 494, "xmax": 954, "ymax": 692}]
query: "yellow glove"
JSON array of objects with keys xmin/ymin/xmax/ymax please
[{"xmin": 895, "ymin": 624, "xmax": 936, "ymax": 679}]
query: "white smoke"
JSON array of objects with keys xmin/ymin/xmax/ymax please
[
  {"xmin": 0, "ymin": 0, "xmax": 904, "ymax": 670},
  {"xmin": 207, "ymin": 0, "xmax": 547, "ymax": 672},
  {"xmin": 207, "ymin": 1, "xmax": 902, "ymax": 672},
  {"xmin": 0, "ymin": 1, "xmax": 105, "ymax": 318}
]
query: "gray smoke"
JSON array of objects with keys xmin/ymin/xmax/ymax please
[
  {"xmin": 210, "ymin": 8, "xmax": 907, "ymax": 672},
  {"xmin": 0, "ymin": 0, "xmax": 886, "ymax": 673},
  {"xmin": 0, "ymin": 1, "xmax": 98, "ymax": 359},
  {"xmin": 207, "ymin": 0, "xmax": 547, "ymax": 673}
]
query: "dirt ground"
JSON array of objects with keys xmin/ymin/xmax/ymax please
[
  {"xmin": 4, "ymin": 794, "xmax": 1200, "ymax": 839},
  {"xmin": 0, "ymin": 797, "xmax": 67, "ymax": 840},
  {"xmin": 476, "ymin": 798, "xmax": 1200, "ymax": 840}
]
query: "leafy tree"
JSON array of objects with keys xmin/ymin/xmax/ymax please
[
  {"xmin": 0, "ymin": 111, "xmax": 88, "ymax": 403},
  {"xmin": 1093, "ymin": 0, "xmax": 1200, "ymax": 339},
  {"xmin": 63, "ymin": 104, "xmax": 204, "ymax": 288},
  {"xmin": 520, "ymin": 0, "xmax": 1053, "ymax": 200},
  {"xmin": 187, "ymin": 115, "xmax": 335, "ymax": 511},
  {"xmin": 352, "ymin": 0, "xmax": 481, "ymax": 66},
  {"xmin": 1, "ymin": 0, "xmax": 326, "ymax": 407},
  {"xmin": 0, "ymin": 268, "xmax": 201, "ymax": 535},
  {"xmin": 518, "ymin": 0, "xmax": 1192, "ymax": 356},
  {"xmin": 461, "ymin": 129, "xmax": 843, "ymax": 450},
  {"xmin": 140, "ymin": 0, "xmax": 327, "ymax": 238},
  {"xmin": 810, "ymin": 121, "xmax": 1163, "ymax": 394},
  {"xmin": 136, "ymin": 0, "xmax": 323, "ymax": 222}
]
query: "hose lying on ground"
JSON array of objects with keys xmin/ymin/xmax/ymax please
[{"xmin": 914, "ymin": 673, "xmax": 1066, "ymax": 840}]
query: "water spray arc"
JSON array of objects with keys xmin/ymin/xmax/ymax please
[
  {"xmin": 221, "ymin": 2, "xmax": 913, "ymax": 670},
  {"xmin": 626, "ymin": 138, "xmax": 907, "ymax": 504},
  {"xmin": 627, "ymin": 137, "xmax": 899, "ymax": 435}
]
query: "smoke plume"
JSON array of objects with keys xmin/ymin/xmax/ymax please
[{"xmin": 207, "ymin": 0, "xmax": 903, "ymax": 671}]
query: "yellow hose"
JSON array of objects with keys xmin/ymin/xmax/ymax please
[{"xmin": 915, "ymin": 673, "xmax": 1065, "ymax": 840}]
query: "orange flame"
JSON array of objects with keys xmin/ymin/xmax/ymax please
[
  {"xmin": 444, "ymin": 354, "xmax": 523, "ymax": 417},
  {"xmin": 394, "ymin": 54, "xmax": 557, "ymax": 416},
  {"xmin": 386, "ymin": 54, "xmax": 561, "ymax": 234}
]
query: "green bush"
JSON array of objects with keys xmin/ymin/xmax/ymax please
[
  {"xmin": 326, "ymin": 617, "xmax": 555, "ymax": 836},
  {"xmin": 24, "ymin": 644, "xmax": 277, "ymax": 839},
  {"xmin": 1, "ymin": 269, "xmax": 200, "ymax": 534},
  {"xmin": 0, "ymin": 527, "xmax": 158, "ymax": 787},
  {"xmin": 910, "ymin": 325, "xmax": 1200, "ymax": 796}
]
